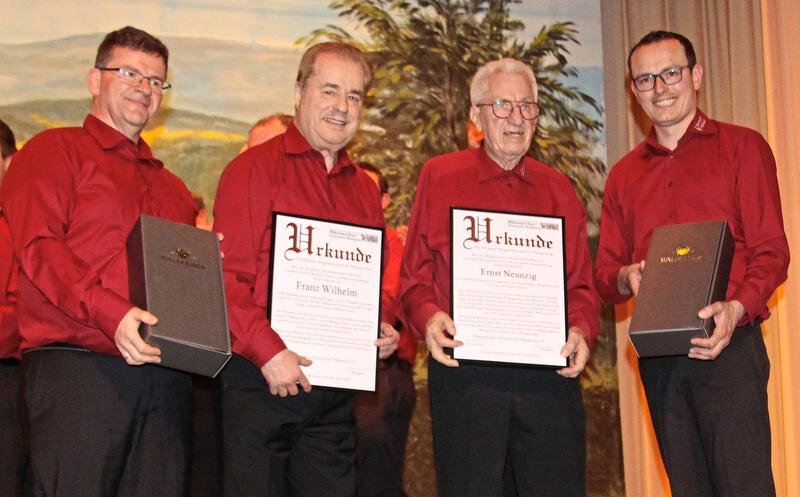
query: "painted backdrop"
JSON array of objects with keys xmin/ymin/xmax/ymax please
[{"xmin": 0, "ymin": 1, "xmax": 621, "ymax": 495}]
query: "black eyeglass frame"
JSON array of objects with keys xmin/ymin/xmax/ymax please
[
  {"xmin": 475, "ymin": 99, "xmax": 540, "ymax": 120},
  {"xmin": 631, "ymin": 65, "xmax": 692, "ymax": 92}
]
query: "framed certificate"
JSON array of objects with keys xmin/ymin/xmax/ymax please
[
  {"xmin": 450, "ymin": 207, "xmax": 568, "ymax": 367},
  {"xmin": 269, "ymin": 212, "xmax": 384, "ymax": 391}
]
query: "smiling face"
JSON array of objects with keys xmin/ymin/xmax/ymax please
[
  {"xmin": 293, "ymin": 52, "xmax": 365, "ymax": 166},
  {"xmin": 629, "ymin": 39, "xmax": 703, "ymax": 145},
  {"xmin": 88, "ymin": 46, "xmax": 166, "ymax": 141},
  {"xmin": 469, "ymin": 71, "xmax": 536, "ymax": 170}
]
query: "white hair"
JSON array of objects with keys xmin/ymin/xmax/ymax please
[{"xmin": 469, "ymin": 58, "xmax": 538, "ymax": 105}]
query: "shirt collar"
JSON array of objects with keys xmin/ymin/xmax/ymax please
[
  {"xmin": 283, "ymin": 123, "xmax": 356, "ymax": 174},
  {"xmin": 644, "ymin": 108, "xmax": 718, "ymax": 154},
  {"xmin": 476, "ymin": 147, "xmax": 534, "ymax": 184},
  {"xmin": 83, "ymin": 114, "xmax": 163, "ymax": 167}
]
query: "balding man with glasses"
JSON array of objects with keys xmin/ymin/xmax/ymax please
[
  {"xmin": 398, "ymin": 58, "xmax": 599, "ymax": 497},
  {"xmin": 0, "ymin": 26, "xmax": 197, "ymax": 497},
  {"xmin": 595, "ymin": 30, "xmax": 788, "ymax": 497}
]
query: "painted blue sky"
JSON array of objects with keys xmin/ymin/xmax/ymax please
[{"xmin": 2, "ymin": 0, "xmax": 602, "ymax": 66}]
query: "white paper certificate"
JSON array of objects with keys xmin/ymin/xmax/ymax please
[
  {"xmin": 269, "ymin": 212, "xmax": 383, "ymax": 391},
  {"xmin": 451, "ymin": 208, "xmax": 567, "ymax": 367}
]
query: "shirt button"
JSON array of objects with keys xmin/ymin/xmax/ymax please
[{"xmin": 668, "ymin": 181, "xmax": 674, "ymax": 187}]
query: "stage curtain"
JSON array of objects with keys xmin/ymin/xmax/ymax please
[{"xmin": 601, "ymin": 0, "xmax": 799, "ymax": 495}]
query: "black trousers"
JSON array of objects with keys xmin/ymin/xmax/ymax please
[
  {"xmin": 354, "ymin": 358, "xmax": 416, "ymax": 497},
  {"xmin": 0, "ymin": 359, "xmax": 26, "ymax": 497},
  {"xmin": 639, "ymin": 323, "xmax": 775, "ymax": 497},
  {"xmin": 23, "ymin": 347, "xmax": 191, "ymax": 497},
  {"xmin": 221, "ymin": 354, "xmax": 357, "ymax": 497},
  {"xmin": 428, "ymin": 357, "xmax": 585, "ymax": 497}
]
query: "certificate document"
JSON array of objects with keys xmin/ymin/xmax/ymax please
[
  {"xmin": 451, "ymin": 207, "xmax": 567, "ymax": 367},
  {"xmin": 269, "ymin": 212, "xmax": 384, "ymax": 391}
]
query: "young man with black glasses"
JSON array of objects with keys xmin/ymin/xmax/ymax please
[{"xmin": 595, "ymin": 30, "xmax": 788, "ymax": 497}]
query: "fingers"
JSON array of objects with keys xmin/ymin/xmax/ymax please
[{"xmin": 557, "ymin": 330, "xmax": 589, "ymax": 378}]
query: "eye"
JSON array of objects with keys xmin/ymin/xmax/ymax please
[
  {"xmin": 637, "ymin": 75, "xmax": 654, "ymax": 85},
  {"xmin": 347, "ymin": 94, "xmax": 363, "ymax": 103},
  {"xmin": 323, "ymin": 89, "xmax": 336, "ymax": 96},
  {"xmin": 664, "ymin": 68, "xmax": 681, "ymax": 78},
  {"xmin": 121, "ymin": 68, "xmax": 138, "ymax": 79}
]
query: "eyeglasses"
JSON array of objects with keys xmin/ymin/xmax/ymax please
[
  {"xmin": 632, "ymin": 65, "xmax": 690, "ymax": 92},
  {"xmin": 476, "ymin": 99, "xmax": 540, "ymax": 120},
  {"xmin": 96, "ymin": 66, "xmax": 172, "ymax": 93}
]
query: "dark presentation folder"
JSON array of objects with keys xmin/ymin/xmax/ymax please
[
  {"xmin": 127, "ymin": 215, "xmax": 231, "ymax": 376},
  {"xmin": 628, "ymin": 221, "xmax": 734, "ymax": 357}
]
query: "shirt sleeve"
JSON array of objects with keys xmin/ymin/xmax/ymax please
[
  {"xmin": 729, "ymin": 133, "xmax": 790, "ymax": 323},
  {"xmin": 0, "ymin": 132, "xmax": 132, "ymax": 340},
  {"xmin": 594, "ymin": 169, "xmax": 636, "ymax": 305},
  {"xmin": 213, "ymin": 156, "xmax": 286, "ymax": 369},
  {"xmin": 561, "ymin": 180, "xmax": 601, "ymax": 346},
  {"xmin": 398, "ymin": 164, "xmax": 445, "ymax": 339}
]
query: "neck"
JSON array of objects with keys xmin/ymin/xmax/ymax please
[
  {"xmin": 485, "ymin": 150, "xmax": 521, "ymax": 171},
  {"xmin": 320, "ymin": 149, "xmax": 338, "ymax": 172},
  {"xmin": 654, "ymin": 110, "xmax": 697, "ymax": 152}
]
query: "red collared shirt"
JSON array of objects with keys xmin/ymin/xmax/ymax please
[
  {"xmin": 0, "ymin": 114, "xmax": 196, "ymax": 355},
  {"xmin": 213, "ymin": 124, "xmax": 388, "ymax": 369},
  {"xmin": 0, "ymin": 215, "xmax": 19, "ymax": 359},
  {"xmin": 398, "ymin": 147, "xmax": 600, "ymax": 345},
  {"xmin": 595, "ymin": 109, "xmax": 790, "ymax": 324},
  {"xmin": 383, "ymin": 226, "xmax": 416, "ymax": 364}
]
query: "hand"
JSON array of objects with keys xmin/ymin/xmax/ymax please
[
  {"xmin": 376, "ymin": 322, "xmax": 400, "ymax": 359},
  {"xmin": 689, "ymin": 300, "xmax": 745, "ymax": 360},
  {"xmin": 260, "ymin": 349, "xmax": 312, "ymax": 397},
  {"xmin": 114, "ymin": 307, "xmax": 161, "ymax": 366},
  {"xmin": 216, "ymin": 231, "xmax": 224, "ymax": 259},
  {"xmin": 618, "ymin": 260, "xmax": 645, "ymax": 296},
  {"xmin": 557, "ymin": 327, "xmax": 590, "ymax": 378},
  {"xmin": 425, "ymin": 311, "xmax": 461, "ymax": 367}
]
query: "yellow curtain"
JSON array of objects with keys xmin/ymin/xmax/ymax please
[{"xmin": 601, "ymin": 1, "xmax": 799, "ymax": 495}]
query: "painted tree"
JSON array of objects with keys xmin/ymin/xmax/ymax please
[{"xmin": 299, "ymin": 0, "xmax": 605, "ymax": 227}]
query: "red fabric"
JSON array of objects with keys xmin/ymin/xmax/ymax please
[
  {"xmin": 0, "ymin": 115, "xmax": 196, "ymax": 355},
  {"xmin": 398, "ymin": 147, "xmax": 600, "ymax": 346},
  {"xmin": 383, "ymin": 226, "xmax": 416, "ymax": 364},
  {"xmin": 595, "ymin": 109, "xmax": 790, "ymax": 325},
  {"xmin": 213, "ymin": 124, "xmax": 388, "ymax": 369},
  {"xmin": 0, "ymin": 216, "xmax": 19, "ymax": 359}
]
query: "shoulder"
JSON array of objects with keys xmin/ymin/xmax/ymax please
[{"xmin": 421, "ymin": 148, "xmax": 480, "ymax": 181}]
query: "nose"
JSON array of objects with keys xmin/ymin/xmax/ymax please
[
  {"xmin": 508, "ymin": 104, "xmax": 524, "ymax": 125},
  {"xmin": 653, "ymin": 75, "xmax": 668, "ymax": 94},
  {"xmin": 333, "ymin": 92, "xmax": 348, "ymax": 113}
]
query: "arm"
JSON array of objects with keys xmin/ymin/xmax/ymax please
[
  {"xmin": 213, "ymin": 157, "xmax": 310, "ymax": 394},
  {"xmin": 690, "ymin": 133, "xmax": 789, "ymax": 360},
  {"xmin": 0, "ymin": 133, "xmax": 134, "ymax": 344},
  {"xmin": 594, "ymin": 171, "xmax": 638, "ymax": 305}
]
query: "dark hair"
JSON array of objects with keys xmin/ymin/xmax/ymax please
[
  {"xmin": 357, "ymin": 162, "xmax": 388, "ymax": 194},
  {"xmin": 0, "ymin": 118, "xmax": 17, "ymax": 160},
  {"xmin": 296, "ymin": 42, "xmax": 372, "ymax": 91},
  {"xmin": 628, "ymin": 30, "xmax": 696, "ymax": 75},
  {"xmin": 251, "ymin": 113, "xmax": 293, "ymax": 133},
  {"xmin": 191, "ymin": 192, "xmax": 206, "ymax": 212},
  {"xmin": 95, "ymin": 26, "xmax": 169, "ymax": 70}
]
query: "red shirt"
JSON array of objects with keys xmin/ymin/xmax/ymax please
[
  {"xmin": 0, "ymin": 215, "xmax": 19, "ymax": 359},
  {"xmin": 0, "ymin": 115, "xmax": 196, "ymax": 355},
  {"xmin": 398, "ymin": 147, "xmax": 600, "ymax": 345},
  {"xmin": 595, "ymin": 110, "xmax": 790, "ymax": 324},
  {"xmin": 213, "ymin": 124, "xmax": 388, "ymax": 369},
  {"xmin": 383, "ymin": 226, "xmax": 416, "ymax": 364}
]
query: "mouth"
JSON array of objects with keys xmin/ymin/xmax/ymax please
[
  {"xmin": 504, "ymin": 129, "xmax": 525, "ymax": 137},
  {"xmin": 652, "ymin": 96, "xmax": 677, "ymax": 108},
  {"xmin": 323, "ymin": 115, "xmax": 348, "ymax": 127}
]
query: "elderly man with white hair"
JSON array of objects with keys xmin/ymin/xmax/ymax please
[{"xmin": 398, "ymin": 58, "xmax": 599, "ymax": 497}]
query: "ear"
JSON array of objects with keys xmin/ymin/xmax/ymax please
[
  {"xmin": 294, "ymin": 82, "xmax": 303, "ymax": 111},
  {"xmin": 87, "ymin": 67, "xmax": 101, "ymax": 97},
  {"xmin": 690, "ymin": 63, "xmax": 704, "ymax": 91},
  {"xmin": 469, "ymin": 106, "xmax": 482, "ymax": 133}
]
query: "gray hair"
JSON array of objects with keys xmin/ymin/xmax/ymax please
[{"xmin": 470, "ymin": 59, "xmax": 538, "ymax": 105}]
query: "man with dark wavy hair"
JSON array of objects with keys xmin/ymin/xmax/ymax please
[{"xmin": 0, "ymin": 27, "xmax": 196, "ymax": 497}]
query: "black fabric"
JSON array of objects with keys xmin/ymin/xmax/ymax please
[
  {"xmin": 221, "ymin": 353, "xmax": 357, "ymax": 497},
  {"xmin": 428, "ymin": 358, "xmax": 585, "ymax": 497},
  {"xmin": 23, "ymin": 348, "xmax": 191, "ymax": 497},
  {"xmin": 639, "ymin": 323, "xmax": 775, "ymax": 497},
  {"xmin": 354, "ymin": 358, "xmax": 416, "ymax": 497},
  {"xmin": 0, "ymin": 360, "xmax": 27, "ymax": 497}
]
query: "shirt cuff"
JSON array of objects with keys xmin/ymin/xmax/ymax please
[
  {"xmin": 236, "ymin": 326, "xmax": 287, "ymax": 370},
  {"xmin": 409, "ymin": 302, "xmax": 442, "ymax": 340},
  {"xmin": 94, "ymin": 290, "xmax": 135, "ymax": 341}
]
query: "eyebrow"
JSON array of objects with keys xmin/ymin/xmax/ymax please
[{"xmin": 320, "ymin": 82, "xmax": 364, "ymax": 97}]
